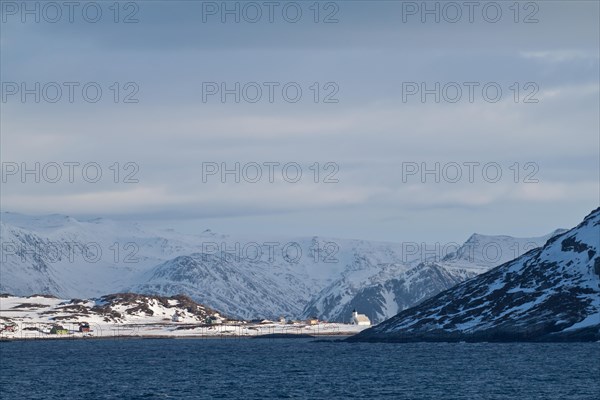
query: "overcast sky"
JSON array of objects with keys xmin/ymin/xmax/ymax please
[{"xmin": 1, "ymin": 0, "xmax": 598, "ymax": 243}]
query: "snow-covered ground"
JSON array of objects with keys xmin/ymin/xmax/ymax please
[
  {"xmin": 0, "ymin": 322, "xmax": 367, "ymax": 340},
  {"xmin": 0, "ymin": 295, "xmax": 368, "ymax": 340}
]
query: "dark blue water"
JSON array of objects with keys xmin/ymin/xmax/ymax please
[{"xmin": 1, "ymin": 338, "xmax": 598, "ymax": 399}]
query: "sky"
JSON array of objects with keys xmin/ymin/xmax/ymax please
[{"xmin": 1, "ymin": 0, "xmax": 599, "ymax": 243}]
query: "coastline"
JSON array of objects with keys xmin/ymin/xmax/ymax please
[
  {"xmin": 0, "ymin": 321, "xmax": 367, "ymax": 342},
  {"xmin": 0, "ymin": 331, "xmax": 356, "ymax": 342}
]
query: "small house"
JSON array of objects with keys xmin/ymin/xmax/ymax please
[
  {"xmin": 79, "ymin": 322, "xmax": 90, "ymax": 333},
  {"xmin": 50, "ymin": 325, "xmax": 69, "ymax": 335},
  {"xmin": 307, "ymin": 318, "xmax": 319, "ymax": 325}
]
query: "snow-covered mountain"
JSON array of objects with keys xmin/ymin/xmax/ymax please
[
  {"xmin": 349, "ymin": 208, "xmax": 600, "ymax": 342},
  {"xmin": 129, "ymin": 253, "xmax": 315, "ymax": 320},
  {"xmin": 129, "ymin": 238, "xmax": 418, "ymax": 320},
  {"xmin": 302, "ymin": 262, "xmax": 468, "ymax": 324},
  {"xmin": 0, "ymin": 212, "xmax": 216, "ymax": 297},
  {"xmin": 302, "ymin": 230, "xmax": 564, "ymax": 324},
  {"xmin": 0, "ymin": 212, "xmax": 410, "ymax": 318},
  {"xmin": 0, "ymin": 211, "xmax": 565, "ymax": 321},
  {"xmin": 440, "ymin": 229, "xmax": 567, "ymax": 272}
]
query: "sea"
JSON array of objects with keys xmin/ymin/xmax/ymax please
[{"xmin": 1, "ymin": 338, "xmax": 598, "ymax": 399}]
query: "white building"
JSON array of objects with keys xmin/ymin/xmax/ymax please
[{"xmin": 351, "ymin": 310, "xmax": 371, "ymax": 326}]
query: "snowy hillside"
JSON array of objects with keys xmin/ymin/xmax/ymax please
[
  {"xmin": 0, "ymin": 293, "xmax": 369, "ymax": 340},
  {"xmin": 0, "ymin": 212, "xmax": 217, "ymax": 297},
  {"xmin": 303, "ymin": 231, "xmax": 562, "ymax": 324},
  {"xmin": 440, "ymin": 229, "xmax": 567, "ymax": 272},
  {"xmin": 129, "ymin": 238, "xmax": 419, "ymax": 320},
  {"xmin": 129, "ymin": 253, "xmax": 316, "ymax": 320},
  {"xmin": 0, "ymin": 292, "xmax": 218, "ymax": 324},
  {"xmin": 349, "ymin": 208, "xmax": 600, "ymax": 342}
]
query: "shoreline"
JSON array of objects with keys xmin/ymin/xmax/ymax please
[{"xmin": 0, "ymin": 332, "xmax": 355, "ymax": 342}]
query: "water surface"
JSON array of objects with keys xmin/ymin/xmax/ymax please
[{"xmin": 1, "ymin": 338, "xmax": 598, "ymax": 399}]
